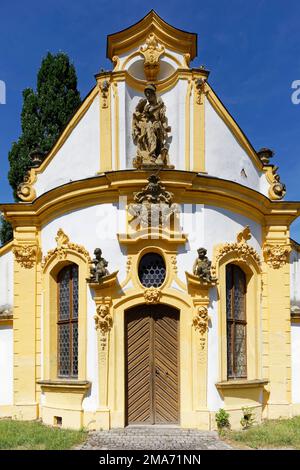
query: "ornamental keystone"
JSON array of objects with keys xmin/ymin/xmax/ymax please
[{"xmin": 144, "ymin": 287, "xmax": 161, "ymax": 304}]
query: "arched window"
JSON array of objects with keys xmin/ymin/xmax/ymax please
[
  {"xmin": 57, "ymin": 265, "xmax": 78, "ymax": 378},
  {"xmin": 226, "ymin": 264, "xmax": 247, "ymax": 379}
]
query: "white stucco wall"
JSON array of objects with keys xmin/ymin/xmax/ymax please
[
  {"xmin": 0, "ymin": 326, "xmax": 13, "ymax": 405},
  {"xmin": 35, "ymin": 95, "xmax": 100, "ymax": 197},
  {"xmin": 41, "ymin": 202, "xmax": 262, "ymax": 411},
  {"xmin": 205, "ymin": 98, "xmax": 267, "ymax": 195},
  {"xmin": 177, "ymin": 204, "xmax": 262, "ymax": 409},
  {"xmin": 292, "ymin": 323, "xmax": 300, "ymax": 403},
  {"xmin": 41, "ymin": 203, "xmax": 127, "ymax": 410},
  {"xmin": 0, "ymin": 249, "xmax": 13, "ymax": 308},
  {"xmin": 291, "ymin": 249, "xmax": 300, "ymax": 309}
]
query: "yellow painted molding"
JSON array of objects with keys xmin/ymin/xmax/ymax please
[
  {"xmin": 192, "ymin": 75, "xmax": 206, "ymax": 172},
  {"xmin": 0, "ymin": 318, "xmax": 13, "ymax": 326},
  {"xmin": 37, "ymin": 379, "xmax": 91, "ymax": 392},
  {"xmin": 121, "ymin": 49, "xmax": 182, "ymax": 72},
  {"xmin": 106, "ymin": 10, "xmax": 197, "ymax": 61},
  {"xmin": 42, "ymin": 230, "xmax": 90, "ymax": 381},
  {"xmin": 0, "ymin": 240, "xmax": 13, "ymax": 257},
  {"xmin": 121, "ymin": 68, "xmax": 195, "ymax": 94},
  {"xmin": 112, "ymin": 82, "xmax": 120, "ymax": 170},
  {"xmin": 206, "ymin": 83, "xmax": 263, "ymax": 171},
  {"xmin": 213, "ymin": 230, "xmax": 262, "ymax": 381},
  {"xmin": 2, "ymin": 171, "xmax": 300, "ymax": 229},
  {"xmin": 185, "ymin": 79, "xmax": 192, "ymax": 171},
  {"xmin": 97, "ymin": 74, "xmax": 112, "ymax": 172},
  {"xmin": 88, "ymin": 271, "xmax": 119, "ymax": 290},
  {"xmin": 118, "ymin": 227, "xmax": 187, "ymax": 245},
  {"xmin": 216, "ymin": 379, "xmax": 269, "ymax": 390}
]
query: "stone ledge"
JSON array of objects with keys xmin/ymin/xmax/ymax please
[
  {"xmin": 37, "ymin": 379, "xmax": 91, "ymax": 391},
  {"xmin": 216, "ymin": 379, "xmax": 269, "ymax": 390}
]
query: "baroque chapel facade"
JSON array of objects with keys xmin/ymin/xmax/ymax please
[{"xmin": 1, "ymin": 11, "xmax": 300, "ymax": 430}]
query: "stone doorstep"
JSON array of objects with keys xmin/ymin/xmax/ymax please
[{"xmin": 76, "ymin": 427, "xmax": 233, "ymax": 450}]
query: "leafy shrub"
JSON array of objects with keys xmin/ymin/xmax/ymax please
[{"xmin": 215, "ymin": 408, "xmax": 230, "ymax": 431}]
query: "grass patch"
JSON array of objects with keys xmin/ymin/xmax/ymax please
[
  {"xmin": 225, "ymin": 416, "xmax": 300, "ymax": 449},
  {"xmin": 0, "ymin": 419, "xmax": 87, "ymax": 450}
]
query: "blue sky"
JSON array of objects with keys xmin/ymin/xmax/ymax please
[{"xmin": 1, "ymin": 0, "xmax": 300, "ymax": 238}]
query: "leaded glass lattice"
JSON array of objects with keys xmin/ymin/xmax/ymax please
[
  {"xmin": 58, "ymin": 323, "xmax": 70, "ymax": 376},
  {"xmin": 72, "ymin": 266, "xmax": 79, "ymax": 319},
  {"xmin": 138, "ymin": 253, "xmax": 166, "ymax": 288},
  {"xmin": 226, "ymin": 264, "xmax": 247, "ymax": 379},
  {"xmin": 72, "ymin": 323, "xmax": 78, "ymax": 376},
  {"xmin": 57, "ymin": 264, "xmax": 79, "ymax": 378},
  {"xmin": 59, "ymin": 268, "xmax": 70, "ymax": 320}
]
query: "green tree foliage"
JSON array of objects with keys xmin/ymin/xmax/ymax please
[
  {"xmin": 0, "ymin": 216, "xmax": 13, "ymax": 245},
  {"xmin": 2, "ymin": 52, "xmax": 81, "ymax": 245},
  {"xmin": 8, "ymin": 52, "xmax": 81, "ymax": 199}
]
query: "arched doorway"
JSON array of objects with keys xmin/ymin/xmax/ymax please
[{"xmin": 125, "ymin": 304, "xmax": 180, "ymax": 425}]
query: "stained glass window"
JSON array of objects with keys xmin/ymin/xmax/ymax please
[
  {"xmin": 57, "ymin": 265, "xmax": 79, "ymax": 377},
  {"xmin": 226, "ymin": 264, "xmax": 247, "ymax": 379},
  {"xmin": 138, "ymin": 253, "xmax": 166, "ymax": 288}
]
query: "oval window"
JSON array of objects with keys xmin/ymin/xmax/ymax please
[{"xmin": 138, "ymin": 253, "xmax": 166, "ymax": 288}]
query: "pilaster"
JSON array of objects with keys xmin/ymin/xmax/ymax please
[
  {"xmin": 186, "ymin": 272, "xmax": 216, "ymax": 428},
  {"xmin": 12, "ymin": 226, "xmax": 40, "ymax": 420},
  {"xmin": 262, "ymin": 224, "xmax": 292, "ymax": 418}
]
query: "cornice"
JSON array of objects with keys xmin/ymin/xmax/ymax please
[
  {"xmin": 106, "ymin": 10, "xmax": 197, "ymax": 61},
  {"xmin": 0, "ymin": 240, "xmax": 13, "ymax": 257},
  {"xmin": 1, "ymin": 170, "xmax": 300, "ymax": 228}
]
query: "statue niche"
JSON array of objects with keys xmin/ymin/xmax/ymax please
[{"xmin": 132, "ymin": 84, "xmax": 173, "ymax": 169}]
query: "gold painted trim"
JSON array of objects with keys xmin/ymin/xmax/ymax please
[
  {"xmin": 192, "ymin": 76, "xmax": 206, "ymax": 172},
  {"xmin": 0, "ymin": 318, "xmax": 13, "ymax": 326},
  {"xmin": 38, "ymin": 380, "xmax": 90, "ymax": 391},
  {"xmin": 42, "ymin": 232, "xmax": 90, "ymax": 381},
  {"xmin": 97, "ymin": 75, "xmax": 112, "ymax": 172},
  {"xmin": 185, "ymin": 79, "xmax": 192, "ymax": 171},
  {"xmin": 121, "ymin": 49, "xmax": 182, "ymax": 72},
  {"xmin": 216, "ymin": 379, "xmax": 268, "ymax": 390},
  {"xmin": 213, "ymin": 230, "xmax": 262, "ymax": 382},
  {"xmin": 0, "ymin": 240, "xmax": 13, "ymax": 257},
  {"xmin": 123, "ymin": 68, "xmax": 192, "ymax": 94},
  {"xmin": 2, "ymin": 171, "xmax": 300, "ymax": 229},
  {"xmin": 106, "ymin": 10, "xmax": 197, "ymax": 61},
  {"xmin": 112, "ymin": 82, "xmax": 120, "ymax": 170}
]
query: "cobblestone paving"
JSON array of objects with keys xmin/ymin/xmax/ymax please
[{"xmin": 76, "ymin": 427, "xmax": 233, "ymax": 450}]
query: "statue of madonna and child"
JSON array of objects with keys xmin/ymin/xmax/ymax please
[{"xmin": 132, "ymin": 84, "xmax": 174, "ymax": 169}]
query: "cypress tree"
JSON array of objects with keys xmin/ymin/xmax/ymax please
[{"xmin": 1, "ymin": 52, "xmax": 81, "ymax": 244}]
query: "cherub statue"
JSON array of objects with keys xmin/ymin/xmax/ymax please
[
  {"xmin": 88, "ymin": 248, "xmax": 109, "ymax": 283},
  {"xmin": 193, "ymin": 248, "xmax": 215, "ymax": 283}
]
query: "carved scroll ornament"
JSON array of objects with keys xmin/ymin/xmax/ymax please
[
  {"xmin": 42, "ymin": 229, "xmax": 91, "ymax": 268},
  {"xmin": 214, "ymin": 226, "xmax": 261, "ymax": 268},
  {"xmin": 139, "ymin": 33, "xmax": 165, "ymax": 81}
]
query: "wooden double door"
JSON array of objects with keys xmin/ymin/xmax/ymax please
[{"xmin": 125, "ymin": 305, "xmax": 179, "ymax": 425}]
